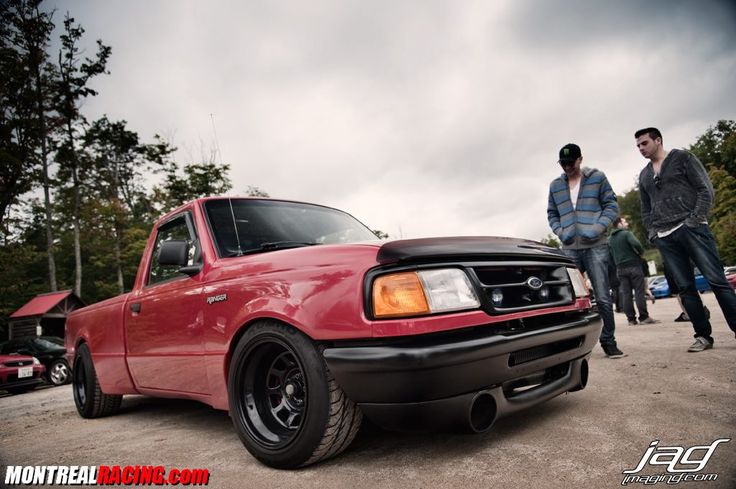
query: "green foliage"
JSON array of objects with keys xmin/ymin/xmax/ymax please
[
  {"xmin": 689, "ymin": 120, "xmax": 736, "ymax": 177},
  {"xmin": 245, "ymin": 185, "xmax": 270, "ymax": 197},
  {"xmin": 708, "ymin": 166, "xmax": 736, "ymax": 264},
  {"xmin": 154, "ymin": 160, "xmax": 233, "ymax": 211},
  {"xmin": 539, "ymin": 234, "xmax": 560, "ymax": 248},
  {"xmin": 616, "ymin": 188, "xmax": 648, "ymax": 246},
  {"xmin": 0, "ymin": 0, "xmax": 56, "ymax": 229}
]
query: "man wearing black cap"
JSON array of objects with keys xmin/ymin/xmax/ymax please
[{"xmin": 547, "ymin": 143, "xmax": 623, "ymax": 357}]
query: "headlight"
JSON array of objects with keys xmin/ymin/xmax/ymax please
[
  {"xmin": 567, "ymin": 267, "xmax": 589, "ymax": 297},
  {"xmin": 372, "ymin": 268, "xmax": 480, "ymax": 318},
  {"xmin": 32, "ymin": 357, "xmax": 41, "ymax": 365}
]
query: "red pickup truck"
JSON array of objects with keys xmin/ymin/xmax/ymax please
[{"xmin": 66, "ymin": 197, "xmax": 601, "ymax": 469}]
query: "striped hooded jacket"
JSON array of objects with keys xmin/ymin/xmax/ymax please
[{"xmin": 547, "ymin": 167, "xmax": 619, "ymax": 250}]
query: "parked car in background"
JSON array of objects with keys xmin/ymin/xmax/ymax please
[
  {"xmin": 40, "ymin": 336, "xmax": 65, "ymax": 347},
  {"xmin": 724, "ymin": 266, "xmax": 736, "ymax": 289},
  {"xmin": 649, "ymin": 275, "xmax": 671, "ymax": 298},
  {"xmin": 0, "ymin": 353, "xmax": 46, "ymax": 394},
  {"xmin": 648, "ymin": 269, "xmax": 711, "ymax": 298},
  {"xmin": 0, "ymin": 337, "xmax": 69, "ymax": 386}
]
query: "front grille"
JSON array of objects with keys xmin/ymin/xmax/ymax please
[
  {"xmin": 471, "ymin": 262, "xmax": 574, "ymax": 314},
  {"xmin": 3, "ymin": 359, "xmax": 33, "ymax": 367},
  {"xmin": 508, "ymin": 336, "xmax": 584, "ymax": 366}
]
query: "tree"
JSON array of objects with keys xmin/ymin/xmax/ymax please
[
  {"xmin": 53, "ymin": 12, "xmax": 111, "ymax": 297},
  {"xmin": 84, "ymin": 117, "xmax": 148, "ymax": 294},
  {"xmin": 154, "ymin": 156, "xmax": 232, "ymax": 211},
  {"xmin": 538, "ymin": 234, "xmax": 560, "ymax": 248},
  {"xmin": 245, "ymin": 185, "xmax": 269, "ymax": 198},
  {"xmin": 708, "ymin": 166, "xmax": 736, "ymax": 264},
  {"xmin": 616, "ymin": 188, "xmax": 648, "ymax": 246},
  {"xmin": 0, "ymin": 0, "xmax": 59, "ymax": 290},
  {"xmin": 689, "ymin": 120, "xmax": 736, "ymax": 178},
  {"xmin": 372, "ymin": 230, "xmax": 389, "ymax": 240}
]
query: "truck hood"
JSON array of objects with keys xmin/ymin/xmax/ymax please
[{"xmin": 376, "ymin": 236, "xmax": 569, "ymax": 264}]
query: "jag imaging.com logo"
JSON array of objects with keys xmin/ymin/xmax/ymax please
[{"xmin": 621, "ymin": 438, "xmax": 730, "ymax": 485}]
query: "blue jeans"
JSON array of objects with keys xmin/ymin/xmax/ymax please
[
  {"xmin": 562, "ymin": 245, "xmax": 616, "ymax": 344},
  {"xmin": 655, "ymin": 224, "xmax": 736, "ymax": 343}
]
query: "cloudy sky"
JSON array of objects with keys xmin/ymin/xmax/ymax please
[{"xmin": 50, "ymin": 0, "xmax": 736, "ymax": 241}]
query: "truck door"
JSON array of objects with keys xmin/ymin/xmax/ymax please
[{"xmin": 125, "ymin": 212, "xmax": 208, "ymax": 394}]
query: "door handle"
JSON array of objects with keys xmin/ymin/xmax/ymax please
[{"xmin": 130, "ymin": 303, "xmax": 141, "ymax": 313}]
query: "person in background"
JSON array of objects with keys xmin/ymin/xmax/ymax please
[
  {"xmin": 548, "ymin": 143, "xmax": 623, "ymax": 358},
  {"xmin": 608, "ymin": 216, "xmax": 659, "ymax": 325},
  {"xmin": 636, "ymin": 127, "xmax": 736, "ymax": 352}
]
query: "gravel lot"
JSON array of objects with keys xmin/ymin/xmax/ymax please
[{"xmin": 1, "ymin": 294, "xmax": 735, "ymax": 489}]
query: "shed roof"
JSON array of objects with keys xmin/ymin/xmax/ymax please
[{"xmin": 10, "ymin": 291, "xmax": 78, "ymax": 318}]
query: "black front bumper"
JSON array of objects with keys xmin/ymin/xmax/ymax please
[
  {"xmin": 323, "ymin": 311, "xmax": 601, "ymax": 431},
  {"xmin": 0, "ymin": 377, "xmax": 44, "ymax": 391}
]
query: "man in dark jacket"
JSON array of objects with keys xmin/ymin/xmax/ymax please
[
  {"xmin": 609, "ymin": 216, "xmax": 659, "ymax": 325},
  {"xmin": 548, "ymin": 143, "xmax": 622, "ymax": 357},
  {"xmin": 636, "ymin": 127, "xmax": 736, "ymax": 352}
]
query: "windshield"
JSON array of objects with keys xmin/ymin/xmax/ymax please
[
  {"xmin": 204, "ymin": 199, "xmax": 379, "ymax": 257},
  {"xmin": 33, "ymin": 338, "xmax": 64, "ymax": 350}
]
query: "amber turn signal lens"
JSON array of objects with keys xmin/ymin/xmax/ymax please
[{"xmin": 373, "ymin": 272, "xmax": 430, "ymax": 318}]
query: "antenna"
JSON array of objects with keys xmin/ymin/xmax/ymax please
[{"xmin": 210, "ymin": 113, "xmax": 225, "ymax": 166}]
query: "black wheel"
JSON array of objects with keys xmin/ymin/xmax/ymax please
[
  {"xmin": 228, "ymin": 320, "xmax": 362, "ymax": 469},
  {"xmin": 73, "ymin": 343, "xmax": 122, "ymax": 418},
  {"xmin": 48, "ymin": 359, "xmax": 71, "ymax": 386}
]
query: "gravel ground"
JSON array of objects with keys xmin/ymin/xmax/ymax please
[{"xmin": 1, "ymin": 294, "xmax": 735, "ymax": 489}]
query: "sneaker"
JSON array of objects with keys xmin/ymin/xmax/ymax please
[
  {"xmin": 674, "ymin": 312, "xmax": 689, "ymax": 322},
  {"xmin": 628, "ymin": 319, "xmax": 638, "ymax": 325},
  {"xmin": 602, "ymin": 342, "xmax": 625, "ymax": 358},
  {"xmin": 639, "ymin": 317, "xmax": 660, "ymax": 324},
  {"xmin": 687, "ymin": 337, "xmax": 713, "ymax": 352}
]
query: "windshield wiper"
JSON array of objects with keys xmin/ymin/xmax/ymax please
[{"xmin": 240, "ymin": 241, "xmax": 321, "ymax": 255}]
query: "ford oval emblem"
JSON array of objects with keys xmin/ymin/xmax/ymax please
[{"xmin": 526, "ymin": 276, "xmax": 544, "ymax": 290}]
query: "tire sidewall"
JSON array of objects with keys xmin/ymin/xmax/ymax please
[
  {"xmin": 73, "ymin": 344, "xmax": 95, "ymax": 417},
  {"xmin": 228, "ymin": 321, "xmax": 330, "ymax": 469}
]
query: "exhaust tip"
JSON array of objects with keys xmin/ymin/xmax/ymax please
[
  {"xmin": 570, "ymin": 358, "xmax": 589, "ymax": 392},
  {"xmin": 468, "ymin": 392, "xmax": 497, "ymax": 433}
]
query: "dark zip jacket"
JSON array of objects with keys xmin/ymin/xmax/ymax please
[{"xmin": 638, "ymin": 149, "xmax": 714, "ymax": 241}]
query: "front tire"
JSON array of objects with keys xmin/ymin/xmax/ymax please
[
  {"xmin": 73, "ymin": 343, "xmax": 122, "ymax": 418},
  {"xmin": 228, "ymin": 320, "xmax": 362, "ymax": 469},
  {"xmin": 48, "ymin": 359, "xmax": 71, "ymax": 386}
]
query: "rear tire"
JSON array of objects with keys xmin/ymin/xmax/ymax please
[
  {"xmin": 73, "ymin": 343, "xmax": 122, "ymax": 418},
  {"xmin": 228, "ymin": 320, "xmax": 362, "ymax": 469}
]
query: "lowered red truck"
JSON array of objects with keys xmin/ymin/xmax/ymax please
[{"xmin": 66, "ymin": 197, "xmax": 601, "ymax": 468}]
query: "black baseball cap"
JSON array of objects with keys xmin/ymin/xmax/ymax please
[{"xmin": 558, "ymin": 143, "xmax": 581, "ymax": 163}]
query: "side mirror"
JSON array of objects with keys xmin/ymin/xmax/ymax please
[
  {"xmin": 157, "ymin": 240, "xmax": 202, "ymax": 276},
  {"xmin": 158, "ymin": 240, "xmax": 189, "ymax": 266}
]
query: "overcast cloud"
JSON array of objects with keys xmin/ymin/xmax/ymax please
[{"xmin": 50, "ymin": 0, "xmax": 736, "ymax": 240}]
